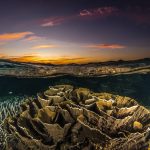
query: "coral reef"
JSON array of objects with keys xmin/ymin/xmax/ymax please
[
  {"xmin": 0, "ymin": 96, "xmax": 31, "ymax": 149},
  {"xmin": 0, "ymin": 96, "xmax": 29, "ymax": 123},
  {"xmin": 3, "ymin": 85, "xmax": 150, "ymax": 150}
]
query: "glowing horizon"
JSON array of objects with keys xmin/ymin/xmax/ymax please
[
  {"xmin": 0, "ymin": 52, "xmax": 147, "ymax": 65},
  {"xmin": 0, "ymin": 1, "xmax": 150, "ymax": 64}
]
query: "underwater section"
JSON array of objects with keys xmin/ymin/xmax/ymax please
[{"xmin": 2, "ymin": 85, "xmax": 150, "ymax": 150}]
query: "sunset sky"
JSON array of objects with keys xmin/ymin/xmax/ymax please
[{"xmin": 0, "ymin": 0, "xmax": 150, "ymax": 64}]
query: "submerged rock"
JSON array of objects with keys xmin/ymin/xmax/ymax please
[{"xmin": 3, "ymin": 85, "xmax": 150, "ymax": 150}]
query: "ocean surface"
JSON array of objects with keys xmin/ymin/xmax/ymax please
[{"xmin": 0, "ymin": 74, "xmax": 150, "ymax": 107}]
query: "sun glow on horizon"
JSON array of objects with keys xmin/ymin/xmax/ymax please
[{"xmin": 6, "ymin": 54, "xmax": 95, "ymax": 64}]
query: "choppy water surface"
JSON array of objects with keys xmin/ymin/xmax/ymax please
[{"xmin": 0, "ymin": 74, "xmax": 150, "ymax": 107}]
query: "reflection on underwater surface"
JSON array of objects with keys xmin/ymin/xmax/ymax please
[{"xmin": 0, "ymin": 74, "xmax": 150, "ymax": 106}]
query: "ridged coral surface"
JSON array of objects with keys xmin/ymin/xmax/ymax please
[{"xmin": 4, "ymin": 85, "xmax": 150, "ymax": 150}]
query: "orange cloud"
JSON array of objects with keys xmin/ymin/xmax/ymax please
[
  {"xmin": 31, "ymin": 44, "xmax": 57, "ymax": 49},
  {"xmin": 11, "ymin": 56, "xmax": 40, "ymax": 62},
  {"xmin": 9, "ymin": 55, "xmax": 92, "ymax": 64},
  {"xmin": 86, "ymin": 44, "xmax": 125, "ymax": 49},
  {"xmin": 0, "ymin": 32, "xmax": 34, "ymax": 41},
  {"xmin": 0, "ymin": 53, "xmax": 7, "ymax": 58},
  {"xmin": 23, "ymin": 35, "xmax": 41, "ymax": 41}
]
